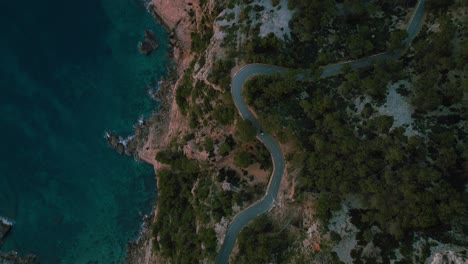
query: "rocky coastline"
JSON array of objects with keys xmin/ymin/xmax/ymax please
[
  {"xmin": 106, "ymin": 0, "xmax": 195, "ymax": 159},
  {"xmin": 105, "ymin": 67, "xmax": 178, "ymax": 159},
  {"xmin": 122, "ymin": 0, "xmax": 198, "ymax": 263},
  {"xmin": 0, "ymin": 218, "xmax": 37, "ymax": 264},
  {"xmin": 124, "ymin": 210, "xmax": 157, "ymax": 263}
]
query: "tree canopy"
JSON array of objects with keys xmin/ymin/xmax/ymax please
[{"xmin": 236, "ymin": 119, "xmax": 257, "ymax": 142}]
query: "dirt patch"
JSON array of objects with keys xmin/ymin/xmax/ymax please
[
  {"xmin": 295, "ymin": 194, "xmax": 323, "ymax": 255},
  {"xmin": 245, "ymin": 163, "xmax": 270, "ymax": 184}
]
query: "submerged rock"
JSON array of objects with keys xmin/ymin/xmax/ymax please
[
  {"xmin": 144, "ymin": 29, "xmax": 158, "ymax": 44},
  {"xmin": 0, "ymin": 251, "xmax": 37, "ymax": 264},
  {"xmin": 138, "ymin": 29, "xmax": 158, "ymax": 55}
]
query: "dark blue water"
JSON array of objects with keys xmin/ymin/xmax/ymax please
[{"xmin": 0, "ymin": 0, "xmax": 168, "ymax": 262}]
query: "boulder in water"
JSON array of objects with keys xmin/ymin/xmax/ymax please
[{"xmin": 138, "ymin": 29, "xmax": 158, "ymax": 55}]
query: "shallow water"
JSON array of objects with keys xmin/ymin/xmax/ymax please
[{"xmin": 0, "ymin": 0, "xmax": 167, "ymax": 262}]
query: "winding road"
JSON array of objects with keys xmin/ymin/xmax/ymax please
[{"xmin": 216, "ymin": 1, "xmax": 426, "ymax": 263}]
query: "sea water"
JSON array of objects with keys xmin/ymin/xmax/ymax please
[{"xmin": 0, "ymin": 0, "xmax": 168, "ymax": 262}]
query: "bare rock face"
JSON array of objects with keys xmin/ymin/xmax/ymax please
[
  {"xmin": 139, "ymin": 29, "xmax": 159, "ymax": 55},
  {"xmin": 0, "ymin": 252, "xmax": 37, "ymax": 264}
]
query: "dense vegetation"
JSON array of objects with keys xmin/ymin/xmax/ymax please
[
  {"xmin": 216, "ymin": 0, "xmax": 419, "ymax": 69},
  {"xmin": 155, "ymin": 0, "xmax": 467, "ymax": 262},
  {"xmin": 152, "ymin": 137, "xmax": 270, "ymax": 262},
  {"xmin": 152, "ymin": 148, "xmax": 246, "ymax": 262},
  {"xmin": 339, "ymin": 59, "xmax": 405, "ymax": 102},
  {"xmin": 410, "ymin": 12, "xmax": 466, "ymax": 112},
  {"xmin": 234, "ymin": 215, "xmax": 294, "ymax": 263},
  {"xmin": 152, "ymin": 150, "xmax": 212, "ymax": 262},
  {"xmin": 246, "ymin": 66, "xmax": 466, "ymax": 238}
]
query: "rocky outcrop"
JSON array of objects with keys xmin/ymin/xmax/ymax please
[
  {"xmin": 105, "ymin": 131, "xmax": 125, "ymax": 154},
  {"xmin": 149, "ymin": 0, "xmax": 204, "ymax": 73},
  {"xmin": 105, "ymin": 131, "xmax": 139, "ymax": 156},
  {"xmin": 125, "ymin": 213, "xmax": 156, "ymax": 264},
  {"xmin": 0, "ymin": 252, "xmax": 37, "ymax": 264},
  {"xmin": 105, "ymin": 118, "xmax": 151, "ymax": 157},
  {"xmin": 0, "ymin": 220, "xmax": 12, "ymax": 243},
  {"xmin": 149, "ymin": 0, "xmax": 194, "ymax": 50},
  {"xmin": 138, "ymin": 29, "xmax": 159, "ymax": 55}
]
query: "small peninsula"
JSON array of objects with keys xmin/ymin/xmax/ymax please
[{"xmin": 124, "ymin": 0, "xmax": 467, "ymax": 263}]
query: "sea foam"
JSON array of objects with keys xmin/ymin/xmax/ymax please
[
  {"xmin": 0, "ymin": 216, "xmax": 14, "ymax": 226},
  {"xmin": 120, "ymin": 135, "xmax": 135, "ymax": 147}
]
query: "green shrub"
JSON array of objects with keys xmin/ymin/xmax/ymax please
[
  {"xmin": 236, "ymin": 119, "xmax": 257, "ymax": 142},
  {"xmin": 234, "ymin": 149, "xmax": 252, "ymax": 168},
  {"xmin": 204, "ymin": 137, "xmax": 214, "ymax": 152},
  {"xmin": 219, "ymin": 143, "xmax": 231, "ymax": 156}
]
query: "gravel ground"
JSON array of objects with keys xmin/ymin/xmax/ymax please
[
  {"xmin": 328, "ymin": 203, "xmax": 359, "ymax": 264},
  {"xmin": 254, "ymin": 0, "xmax": 293, "ymax": 39},
  {"xmin": 377, "ymin": 80, "xmax": 418, "ymax": 136},
  {"xmin": 216, "ymin": 0, "xmax": 293, "ymax": 40}
]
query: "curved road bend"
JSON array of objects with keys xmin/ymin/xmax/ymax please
[
  {"xmin": 216, "ymin": 1, "xmax": 425, "ymax": 263},
  {"xmin": 216, "ymin": 65, "xmax": 287, "ymax": 264}
]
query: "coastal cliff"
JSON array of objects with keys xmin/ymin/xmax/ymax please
[{"xmin": 125, "ymin": 0, "xmax": 204, "ymax": 263}]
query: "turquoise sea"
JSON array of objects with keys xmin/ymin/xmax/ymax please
[{"xmin": 0, "ymin": 0, "xmax": 168, "ymax": 262}]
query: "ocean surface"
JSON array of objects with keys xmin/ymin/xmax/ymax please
[{"xmin": 0, "ymin": 0, "xmax": 168, "ymax": 262}]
